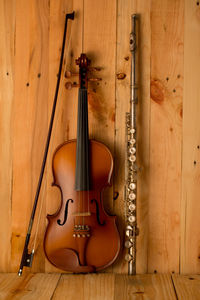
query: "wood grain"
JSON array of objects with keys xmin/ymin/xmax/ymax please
[
  {"xmin": 2, "ymin": 273, "xmax": 200, "ymax": 299},
  {"xmin": 0, "ymin": 273, "xmax": 60, "ymax": 300},
  {"xmin": 83, "ymin": 0, "xmax": 117, "ymax": 274},
  {"xmin": 114, "ymin": 274, "xmax": 176, "ymax": 300},
  {"xmin": 148, "ymin": 0, "xmax": 184, "ymax": 273},
  {"xmin": 172, "ymin": 274, "xmax": 200, "ymax": 300},
  {"xmin": 12, "ymin": 0, "xmax": 50, "ymax": 273},
  {"xmin": 84, "ymin": 0, "xmax": 117, "ymax": 216},
  {"xmin": 52, "ymin": 274, "xmax": 115, "ymax": 300},
  {"xmin": 181, "ymin": 0, "xmax": 200, "ymax": 274},
  {"xmin": 132, "ymin": 0, "xmax": 151, "ymax": 276},
  {"xmin": 0, "ymin": 0, "xmax": 15, "ymax": 272}
]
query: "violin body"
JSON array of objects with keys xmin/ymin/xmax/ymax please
[
  {"xmin": 44, "ymin": 139, "xmax": 120, "ymax": 272},
  {"xmin": 44, "ymin": 53, "xmax": 120, "ymax": 273}
]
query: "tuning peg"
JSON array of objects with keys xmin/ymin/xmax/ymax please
[
  {"xmin": 88, "ymin": 67, "xmax": 101, "ymax": 72},
  {"xmin": 65, "ymin": 82, "xmax": 79, "ymax": 90},
  {"xmin": 65, "ymin": 66, "xmax": 102, "ymax": 79},
  {"xmin": 65, "ymin": 70, "xmax": 79, "ymax": 78},
  {"xmin": 88, "ymin": 77, "xmax": 102, "ymax": 82}
]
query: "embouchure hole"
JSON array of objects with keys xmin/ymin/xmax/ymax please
[{"xmin": 26, "ymin": 82, "xmax": 29, "ymax": 87}]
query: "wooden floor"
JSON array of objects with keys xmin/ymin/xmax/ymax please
[{"xmin": 0, "ymin": 273, "xmax": 200, "ymax": 299}]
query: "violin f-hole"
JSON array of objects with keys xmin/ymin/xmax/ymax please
[
  {"xmin": 57, "ymin": 198, "xmax": 73, "ymax": 226},
  {"xmin": 91, "ymin": 199, "xmax": 106, "ymax": 226}
]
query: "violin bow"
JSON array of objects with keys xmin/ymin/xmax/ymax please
[{"xmin": 18, "ymin": 11, "xmax": 75, "ymax": 276}]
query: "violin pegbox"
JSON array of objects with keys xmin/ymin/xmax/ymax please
[{"xmin": 65, "ymin": 54, "xmax": 102, "ymax": 90}]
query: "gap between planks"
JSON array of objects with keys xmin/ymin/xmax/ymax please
[{"xmin": 0, "ymin": 273, "xmax": 199, "ymax": 299}]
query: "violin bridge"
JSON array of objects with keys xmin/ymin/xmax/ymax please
[{"xmin": 73, "ymin": 212, "xmax": 91, "ymax": 217}]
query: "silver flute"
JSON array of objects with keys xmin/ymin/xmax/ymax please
[{"xmin": 124, "ymin": 14, "xmax": 139, "ymax": 275}]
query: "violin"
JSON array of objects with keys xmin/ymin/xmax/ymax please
[{"xmin": 43, "ymin": 53, "xmax": 121, "ymax": 272}]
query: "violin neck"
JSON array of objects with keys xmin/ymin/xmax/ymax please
[{"xmin": 75, "ymin": 88, "xmax": 90, "ymax": 191}]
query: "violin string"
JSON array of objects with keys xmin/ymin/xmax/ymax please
[
  {"xmin": 86, "ymin": 89, "xmax": 90, "ymax": 226},
  {"xmin": 79, "ymin": 0, "xmax": 85, "ymax": 225},
  {"xmin": 79, "ymin": 191, "xmax": 81, "ymax": 226},
  {"xmin": 82, "ymin": 0, "xmax": 84, "ymax": 53},
  {"xmin": 32, "ymin": 23, "xmax": 73, "ymax": 252}
]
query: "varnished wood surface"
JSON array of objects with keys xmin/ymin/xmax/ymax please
[
  {"xmin": 0, "ymin": 273, "xmax": 200, "ymax": 300},
  {"xmin": 0, "ymin": 0, "xmax": 200, "ymax": 274}
]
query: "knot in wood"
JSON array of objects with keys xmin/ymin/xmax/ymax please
[
  {"xmin": 116, "ymin": 72, "xmax": 126, "ymax": 80},
  {"xmin": 150, "ymin": 79, "xmax": 164, "ymax": 103}
]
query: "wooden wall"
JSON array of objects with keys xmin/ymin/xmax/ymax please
[{"xmin": 0, "ymin": 0, "xmax": 199, "ymax": 274}]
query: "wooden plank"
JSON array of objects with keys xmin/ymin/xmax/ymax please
[
  {"xmin": 114, "ymin": 0, "xmax": 151, "ymax": 274},
  {"xmin": 181, "ymin": 0, "xmax": 200, "ymax": 274},
  {"xmin": 12, "ymin": 0, "xmax": 49, "ymax": 273},
  {"xmin": 29, "ymin": 0, "xmax": 50, "ymax": 274},
  {"xmin": 52, "ymin": 274, "xmax": 115, "ymax": 300},
  {"xmin": 0, "ymin": 0, "xmax": 15, "ymax": 272},
  {"xmin": 148, "ymin": 0, "xmax": 184, "ymax": 273},
  {"xmin": 172, "ymin": 274, "xmax": 200, "ymax": 300},
  {"xmin": 84, "ymin": 0, "xmax": 117, "ymax": 215},
  {"xmin": 2, "ymin": 273, "xmax": 200, "ymax": 300},
  {"xmin": 114, "ymin": 274, "xmax": 177, "ymax": 300},
  {"xmin": 0, "ymin": 273, "xmax": 60, "ymax": 300},
  {"xmin": 135, "ymin": 1, "xmax": 151, "ymax": 275},
  {"xmin": 82, "ymin": 0, "xmax": 117, "ymax": 273}
]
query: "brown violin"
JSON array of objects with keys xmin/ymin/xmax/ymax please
[{"xmin": 43, "ymin": 53, "xmax": 120, "ymax": 272}]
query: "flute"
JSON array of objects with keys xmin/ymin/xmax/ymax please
[{"xmin": 124, "ymin": 14, "xmax": 139, "ymax": 275}]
